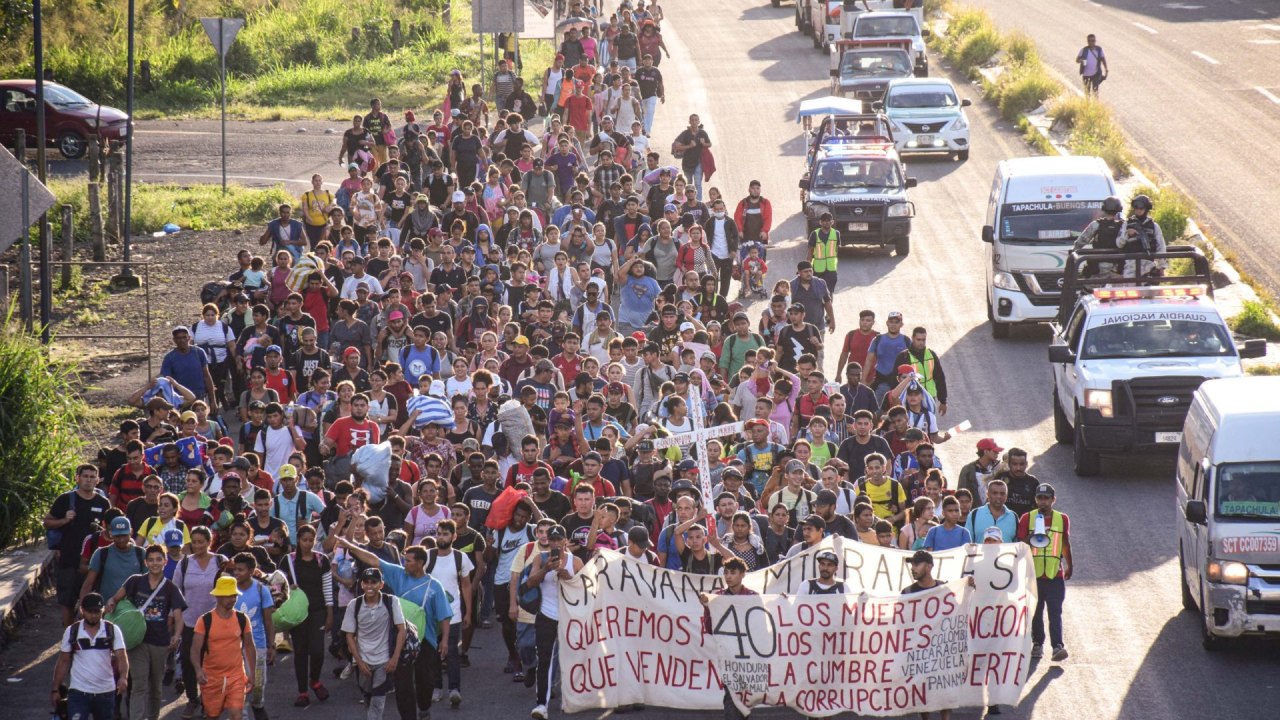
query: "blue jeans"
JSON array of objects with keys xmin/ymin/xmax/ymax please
[
  {"xmin": 691, "ymin": 163, "xmax": 704, "ymax": 200},
  {"xmin": 516, "ymin": 622, "xmax": 537, "ymax": 674},
  {"xmin": 1033, "ymin": 575, "xmax": 1066, "ymax": 648},
  {"xmin": 480, "ymin": 562, "xmax": 497, "ymax": 620},
  {"xmin": 619, "ymin": 57, "xmax": 637, "ymax": 72},
  {"xmin": 67, "ymin": 688, "xmax": 116, "ymax": 720},
  {"xmin": 642, "ymin": 96, "xmax": 659, "ymax": 136},
  {"xmin": 437, "ymin": 623, "xmax": 462, "ymax": 690}
]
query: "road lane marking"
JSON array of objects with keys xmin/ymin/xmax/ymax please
[
  {"xmin": 1132, "ymin": 22, "xmax": 1158, "ymax": 34},
  {"xmin": 1256, "ymin": 87, "xmax": 1280, "ymax": 105},
  {"xmin": 1191, "ymin": 51, "xmax": 1220, "ymax": 65},
  {"xmin": 1249, "ymin": 39, "xmax": 1280, "ymax": 44}
]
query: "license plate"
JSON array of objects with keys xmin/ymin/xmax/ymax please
[
  {"xmin": 916, "ymin": 134, "xmax": 934, "ymax": 145},
  {"xmin": 848, "ymin": 222, "xmax": 869, "ymax": 232},
  {"xmin": 1155, "ymin": 432, "xmax": 1182, "ymax": 444}
]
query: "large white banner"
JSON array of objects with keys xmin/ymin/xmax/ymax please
[{"xmin": 557, "ymin": 537, "xmax": 1037, "ymax": 715}]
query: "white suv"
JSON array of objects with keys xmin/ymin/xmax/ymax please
[{"xmin": 882, "ymin": 78, "xmax": 971, "ymax": 161}]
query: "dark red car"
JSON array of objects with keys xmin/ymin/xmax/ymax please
[{"xmin": 0, "ymin": 79, "xmax": 130, "ymax": 159}]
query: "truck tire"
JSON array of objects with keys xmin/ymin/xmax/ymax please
[
  {"xmin": 956, "ymin": 149, "xmax": 970, "ymax": 161},
  {"xmin": 1179, "ymin": 547, "xmax": 1197, "ymax": 612},
  {"xmin": 990, "ymin": 319, "xmax": 1010, "ymax": 339},
  {"xmin": 1073, "ymin": 419, "xmax": 1101, "ymax": 476},
  {"xmin": 1053, "ymin": 391, "xmax": 1072, "ymax": 444},
  {"xmin": 894, "ymin": 236, "xmax": 910, "ymax": 256}
]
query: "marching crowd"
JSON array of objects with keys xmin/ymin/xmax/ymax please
[{"xmin": 40, "ymin": 2, "xmax": 1072, "ymax": 720}]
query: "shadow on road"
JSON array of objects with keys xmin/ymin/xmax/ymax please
[
  {"xmin": 1103, "ymin": 0, "xmax": 1278, "ymax": 23},
  {"xmin": 747, "ymin": 32, "xmax": 828, "ymax": 83}
]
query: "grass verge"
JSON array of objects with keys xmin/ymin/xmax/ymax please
[
  {"xmin": 47, "ymin": 180, "xmax": 293, "ymax": 242},
  {"xmin": 2, "ymin": 0, "xmax": 549, "ymax": 121},
  {"xmin": 1229, "ymin": 300, "xmax": 1280, "ymax": 342},
  {"xmin": 1047, "ymin": 95, "xmax": 1131, "ymax": 177}
]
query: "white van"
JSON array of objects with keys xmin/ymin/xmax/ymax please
[
  {"xmin": 981, "ymin": 156, "xmax": 1117, "ymax": 338},
  {"xmin": 1175, "ymin": 376, "xmax": 1280, "ymax": 648}
]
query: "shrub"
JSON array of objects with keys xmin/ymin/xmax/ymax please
[
  {"xmin": 954, "ymin": 26, "xmax": 1002, "ymax": 70},
  {"xmin": 995, "ymin": 64, "xmax": 1060, "ymax": 121},
  {"xmin": 1130, "ymin": 184, "xmax": 1195, "ymax": 243},
  {"xmin": 1230, "ymin": 301, "xmax": 1280, "ymax": 342},
  {"xmin": 1004, "ymin": 32, "xmax": 1038, "ymax": 66},
  {"xmin": 1048, "ymin": 96, "xmax": 1130, "ymax": 177},
  {"xmin": 0, "ymin": 316, "xmax": 87, "ymax": 549}
]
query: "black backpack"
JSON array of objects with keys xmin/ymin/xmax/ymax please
[
  {"xmin": 351, "ymin": 593, "xmax": 420, "ymax": 665},
  {"xmin": 201, "ymin": 280, "xmax": 233, "ymax": 309},
  {"xmin": 198, "ymin": 609, "xmax": 250, "ymax": 660}
]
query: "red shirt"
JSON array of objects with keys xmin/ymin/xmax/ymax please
[
  {"xmin": 841, "ymin": 329, "xmax": 879, "ymax": 371},
  {"xmin": 325, "ymin": 416, "xmax": 380, "ymax": 457},
  {"xmin": 302, "ymin": 289, "xmax": 331, "ymax": 332},
  {"xmin": 264, "ymin": 367, "xmax": 294, "ymax": 402},
  {"xmin": 506, "ymin": 461, "xmax": 555, "ymax": 489},
  {"xmin": 645, "ymin": 497, "xmax": 673, "ymax": 533},
  {"xmin": 570, "ymin": 476, "xmax": 616, "ymax": 498},
  {"xmin": 110, "ymin": 462, "xmax": 153, "ymax": 510},
  {"xmin": 564, "ymin": 95, "xmax": 594, "ymax": 132},
  {"xmin": 552, "ymin": 353, "xmax": 583, "ymax": 383}
]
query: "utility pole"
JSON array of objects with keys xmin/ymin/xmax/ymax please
[
  {"xmin": 114, "ymin": 0, "xmax": 140, "ymax": 287},
  {"xmin": 34, "ymin": 0, "xmax": 53, "ymax": 341}
]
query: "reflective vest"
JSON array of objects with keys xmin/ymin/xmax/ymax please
[
  {"xmin": 810, "ymin": 228, "xmax": 839, "ymax": 274},
  {"xmin": 1027, "ymin": 509, "xmax": 1065, "ymax": 579},
  {"xmin": 907, "ymin": 348, "xmax": 939, "ymax": 398}
]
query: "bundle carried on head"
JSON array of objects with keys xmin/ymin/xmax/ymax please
[
  {"xmin": 352, "ymin": 441, "xmax": 393, "ymax": 503},
  {"xmin": 497, "ymin": 397, "xmax": 535, "ymax": 457}
]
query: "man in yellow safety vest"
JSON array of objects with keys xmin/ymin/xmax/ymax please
[
  {"xmin": 1017, "ymin": 482, "xmax": 1073, "ymax": 663},
  {"xmin": 894, "ymin": 326, "xmax": 948, "ymax": 415},
  {"xmin": 807, "ymin": 211, "xmax": 840, "ymax": 291}
]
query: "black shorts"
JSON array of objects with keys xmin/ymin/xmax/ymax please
[
  {"xmin": 494, "ymin": 582, "xmax": 511, "ymax": 621},
  {"xmin": 56, "ymin": 566, "xmax": 83, "ymax": 608}
]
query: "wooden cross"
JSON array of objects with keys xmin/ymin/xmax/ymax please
[{"xmin": 651, "ymin": 387, "xmax": 744, "ymax": 504}]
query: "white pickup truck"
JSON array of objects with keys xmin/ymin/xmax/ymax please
[
  {"xmin": 1048, "ymin": 247, "xmax": 1267, "ymax": 476},
  {"xmin": 832, "ymin": 10, "xmax": 929, "ymax": 79}
]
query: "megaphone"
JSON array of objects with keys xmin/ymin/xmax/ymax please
[{"xmin": 1029, "ymin": 514, "xmax": 1051, "ymax": 549}]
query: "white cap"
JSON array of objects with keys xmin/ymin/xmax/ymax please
[
  {"xmin": 983, "ymin": 526, "xmax": 1004, "ymax": 543},
  {"xmin": 429, "ymin": 379, "xmax": 447, "ymax": 397},
  {"xmin": 679, "ymin": 322, "xmax": 695, "ymax": 332},
  {"xmin": 451, "ymin": 190, "xmax": 465, "ymax": 203}
]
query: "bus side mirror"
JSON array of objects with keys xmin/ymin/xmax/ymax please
[
  {"xmin": 982, "ymin": 225, "xmax": 995, "ymax": 243},
  {"xmin": 1185, "ymin": 500, "xmax": 1207, "ymax": 525},
  {"xmin": 1239, "ymin": 338, "xmax": 1267, "ymax": 359}
]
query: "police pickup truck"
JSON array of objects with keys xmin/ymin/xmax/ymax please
[
  {"xmin": 1048, "ymin": 247, "xmax": 1267, "ymax": 476},
  {"xmin": 798, "ymin": 139, "xmax": 916, "ymax": 255}
]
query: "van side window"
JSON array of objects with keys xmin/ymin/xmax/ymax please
[
  {"xmin": 1065, "ymin": 307, "xmax": 1087, "ymax": 351},
  {"xmin": 1191, "ymin": 463, "xmax": 1204, "ymax": 501}
]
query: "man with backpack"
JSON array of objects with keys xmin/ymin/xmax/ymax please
[
  {"xmin": 719, "ymin": 311, "xmax": 766, "ymax": 379},
  {"xmin": 189, "ymin": 576, "xmax": 257, "ymax": 720},
  {"xmin": 423, "ymin": 519, "xmax": 474, "ymax": 707},
  {"xmin": 1075, "ymin": 34, "xmax": 1108, "ymax": 96},
  {"xmin": 47, "ymin": 463, "xmax": 112, "ymax": 627},
  {"xmin": 270, "ymin": 466, "xmax": 325, "ymax": 541},
  {"xmin": 491, "ymin": 499, "xmax": 539, "ymax": 676},
  {"xmin": 103, "ymin": 543, "xmax": 187, "ymax": 720},
  {"xmin": 342, "ymin": 568, "xmax": 407, "ymax": 720},
  {"xmin": 230, "ymin": 552, "xmax": 275, "ymax": 720},
  {"xmin": 50, "ymin": 592, "xmax": 130, "ymax": 720},
  {"xmin": 334, "ymin": 537, "xmax": 453, "ymax": 720},
  {"xmin": 81, "ymin": 517, "xmax": 146, "ymax": 614}
]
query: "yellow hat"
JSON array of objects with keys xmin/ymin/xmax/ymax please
[
  {"xmin": 210, "ymin": 576, "xmax": 241, "ymax": 597},
  {"xmin": 277, "ymin": 464, "xmax": 298, "ymax": 479},
  {"xmin": 179, "ymin": 411, "xmax": 198, "ymax": 423}
]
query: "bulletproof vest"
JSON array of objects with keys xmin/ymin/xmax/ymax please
[
  {"xmin": 1093, "ymin": 217, "xmax": 1123, "ymax": 250},
  {"xmin": 1126, "ymin": 215, "xmax": 1158, "ymax": 255}
]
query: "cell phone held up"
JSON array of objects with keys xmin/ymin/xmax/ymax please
[{"xmin": 550, "ymin": 547, "xmax": 562, "ymax": 563}]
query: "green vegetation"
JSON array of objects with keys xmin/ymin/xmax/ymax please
[
  {"xmin": 933, "ymin": 6, "xmax": 1061, "ymax": 122},
  {"xmin": 1130, "ymin": 183, "xmax": 1195, "ymax": 244},
  {"xmin": 47, "ymin": 179, "xmax": 292, "ymax": 241},
  {"xmin": 1047, "ymin": 96, "xmax": 1131, "ymax": 178},
  {"xmin": 0, "ymin": 314, "xmax": 88, "ymax": 549},
  {"xmin": 1229, "ymin": 300, "xmax": 1280, "ymax": 342},
  {"xmin": 1246, "ymin": 364, "xmax": 1280, "ymax": 376},
  {"xmin": 1, "ymin": 0, "xmax": 545, "ymax": 119},
  {"xmin": 991, "ymin": 63, "xmax": 1060, "ymax": 122},
  {"xmin": 935, "ymin": 7, "xmax": 1001, "ymax": 72}
]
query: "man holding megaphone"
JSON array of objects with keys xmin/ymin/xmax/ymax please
[{"xmin": 1017, "ymin": 483, "xmax": 1073, "ymax": 663}]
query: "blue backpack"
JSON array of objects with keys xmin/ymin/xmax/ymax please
[{"xmin": 516, "ymin": 552, "xmax": 549, "ymax": 615}]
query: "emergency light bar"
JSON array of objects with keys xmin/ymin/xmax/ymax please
[{"xmin": 1093, "ymin": 286, "xmax": 1207, "ymax": 301}]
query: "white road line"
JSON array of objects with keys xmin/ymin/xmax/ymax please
[
  {"xmin": 1191, "ymin": 51, "xmax": 1220, "ymax": 65},
  {"xmin": 1256, "ymin": 87, "xmax": 1280, "ymax": 105},
  {"xmin": 1132, "ymin": 22, "xmax": 1159, "ymax": 34}
]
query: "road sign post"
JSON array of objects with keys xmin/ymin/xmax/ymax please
[
  {"xmin": 200, "ymin": 18, "xmax": 245, "ymax": 194},
  {"xmin": 473, "ymin": 0, "xmax": 525, "ymax": 101}
]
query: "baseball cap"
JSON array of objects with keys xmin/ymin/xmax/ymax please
[
  {"xmin": 1035, "ymin": 483, "xmax": 1056, "ymax": 498},
  {"xmin": 80, "ymin": 592, "xmax": 105, "ymax": 612},
  {"xmin": 265, "ymin": 344, "xmax": 282, "ymax": 355},
  {"xmin": 171, "ymin": 325, "xmax": 190, "ymax": 336},
  {"xmin": 671, "ymin": 479, "xmax": 701, "ymax": 501},
  {"xmin": 887, "ymin": 311, "xmax": 904, "ymax": 320},
  {"xmin": 701, "ymin": 351, "xmax": 718, "ymax": 362},
  {"xmin": 721, "ymin": 466, "xmax": 743, "ymax": 480},
  {"xmin": 814, "ymin": 489, "xmax": 838, "ymax": 507},
  {"xmin": 788, "ymin": 303, "xmax": 806, "ymax": 314},
  {"xmin": 732, "ymin": 311, "xmax": 749, "ymax": 322},
  {"xmin": 677, "ymin": 459, "xmax": 697, "ymax": 472},
  {"xmin": 513, "ymin": 335, "xmax": 530, "ymax": 346},
  {"xmin": 802, "ymin": 515, "xmax": 826, "ymax": 530},
  {"xmin": 109, "ymin": 517, "xmax": 132, "ymax": 536},
  {"xmin": 897, "ymin": 364, "xmax": 915, "ymax": 376},
  {"xmin": 547, "ymin": 525, "xmax": 567, "ymax": 541},
  {"xmin": 179, "ymin": 410, "xmax": 198, "ymax": 423},
  {"xmin": 224, "ymin": 457, "xmax": 251, "ymax": 471},
  {"xmin": 663, "ymin": 203, "xmax": 678, "ymax": 213},
  {"xmin": 983, "ymin": 527, "xmax": 1004, "ymax": 543},
  {"xmin": 977, "ymin": 438, "xmax": 1004, "ymax": 453},
  {"xmin": 679, "ymin": 322, "xmax": 695, "ymax": 333},
  {"xmin": 451, "ymin": 190, "xmax": 466, "ymax": 203},
  {"xmin": 673, "ymin": 372, "xmax": 690, "ymax": 383},
  {"xmin": 785, "ymin": 459, "xmax": 806, "ymax": 473},
  {"xmin": 347, "ymin": 162, "xmax": 359, "ymax": 170},
  {"xmin": 628, "ymin": 526, "xmax": 651, "ymax": 549},
  {"xmin": 910, "ymin": 549, "xmax": 934, "ymax": 566},
  {"xmin": 815, "ymin": 549, "xmax": 839, "ymax": 564},
  {"xmin": 343, "ymin": 346, "xmax": 362, "ymax": 359},
  {"xmin": 163, "ymin": 529, "xmax": 184, "ymax": 547},
  {"xmin": 277, "ymin": 464, "xmax": 298, "ymax": 480},
  {"xmin": 361, "ymin": 567, "xmax": 384, "ymax": 583},
  {"xmin": 606, "ymin": 382, "xmax": 626, "ymax": 395},
  {"xmin": 388, "ymin": 310, "xmax": 405, "ymax": 321}
]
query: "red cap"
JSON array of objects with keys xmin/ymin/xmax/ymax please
[
  {"xmin": 343, "ymin": 346, "xmax": 361, "ymax": 358},
  {"xmin": 977, "ymin": 438, "xmax": 1003, "ymax": 453},
  {"xmin": 630, "ymin": 331, "xmax": 647, "ymax": 342},
  {"xmin": 897, "ymin": 364, "xmax": 915, "ymax": 376}
]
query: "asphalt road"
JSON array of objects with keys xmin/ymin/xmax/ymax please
[
  {"xmin": 963, "ymin": 0, "xmax": 1280, "ymax": 296},
  {"xmin": 9, "ymin": 1, "xmax": 1280, "ymax": 719}
]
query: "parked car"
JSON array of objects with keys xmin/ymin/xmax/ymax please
[{"xmin": 0, "ymin": 80, "xmax": 130, "ymax": 159}]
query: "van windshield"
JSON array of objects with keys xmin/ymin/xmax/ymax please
[
  {"xmin": 1081, "ymin": 319, "xmax": 1235, "ymax": 360},
  {"xmin": 1217, "ymin": 462, "xmax": 1280, "ymax": 519},
  {"xmin": 999, "ymin": 202, "xmax": 1102, "ymax": 244}
]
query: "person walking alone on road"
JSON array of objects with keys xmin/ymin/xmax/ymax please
[
  {"xmin": 1017, "ymin": 483, "xmax": 1073, "ymax": 662},
  {"xmin": 1076, "ymin": 34, "xmax": 1108, "ymax": 95}
]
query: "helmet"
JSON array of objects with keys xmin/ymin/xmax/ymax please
[
  {"xmin": 1130, "ymin": 194, "xmax": 1153, "ymax": 211},
  {"xmin": 1101, "ymin": 196, "xmax": 1123, "ymax": 213}
]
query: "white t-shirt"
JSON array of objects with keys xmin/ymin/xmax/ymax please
[
  {"xmin": 427, "ymin": 549, "xmax": 475, "ymax": 622},
  {"xmin": 445, "ymin": 376, "xmax": 474, "ymax": 397},
  {"xmin": 254, "ymin": 424, "xmax": 297, "ymax": 479},
  {"xmin": 191, "ymin": 320, "xmax": 234, "ymax": 363},
  {"xmin": 61, "ymin": 621, "xmax": 126, "ymax": 694}
]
